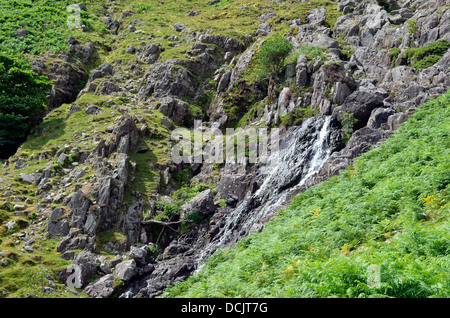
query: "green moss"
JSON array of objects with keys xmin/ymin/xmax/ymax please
[
  {"xmin": 97, "ymin": 231, "xmax": 128, "ymax": 245},
  {"xmin": 399, "ymin": 40, "xmax": 450, "ymax": 69},
  {"xmin": 389, "ymin": 47, "xmax": 401, "ymax": 67}
]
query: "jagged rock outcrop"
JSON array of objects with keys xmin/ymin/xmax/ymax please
[
  {"xmin": 3, "ymin": 0, "xmax": 448, "ymax": 300},
  {"xmin": 31, "ymin": 37, "xmax": 100, "ymax": 109}
]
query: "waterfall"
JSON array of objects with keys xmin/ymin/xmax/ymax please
[
  {"xmin": 196, "ymin": 115, "xmax": 334, "ymax": 265},
  {"xmin": 130, "ymin": 115, "xmax": 337, "ymax": 296}
]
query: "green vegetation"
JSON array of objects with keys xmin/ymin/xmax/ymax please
[
  {"xmin": 341, "ymin": 112, "xmax": 359, "ymax": 136},
  {"xmin": 0, "ymin": 238, "xmax": 81, "ymax": 298},
  {"xmin": 0, "ymin": 0, "xmax": 106, "ymax": 56},
  {"xmin": 407, "ymin": 40, "xmax": 450, "ymax": 69},
  {"xmin": 406, "ymin": 19, "xmax": 419, "ymax": 35},
  {"xmin": 0, "ymin": 54, "xmax": 52, "ymax": 158},
  {"xmin": 154, "ymin": 183, "xmax": 209, "ymax": 222},
  {"xmin": 388, "ymin": 47, "xmax": 401, "ymax": 67},
  {"xmin": 393, "ymin": 40, "xmax": 450, "ymax": 69},
  {"xmin": 164, "ymin": 90, "xmax": 450, "ymax": 298},
  {"xmin": 286, "ymin": 46, "xmax": 328, "ymax": 65},
  {"xmin": 279, "ymin": 107, "xmax": 320, "ymax": 127},
  {"xmin": 256, "ymin": 36, "xmax": 293, "ymax": 78}
]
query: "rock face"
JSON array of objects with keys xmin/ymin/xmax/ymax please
[
  {"xmin": 83, "ymin": 274, "xmax": 116, "ymax": 298},
  {"xmin": 72, "ymin": 251, "xmax": 98, "ymax": 288},
  {"xmin": 31, "ymin": 38, "xmax": 99, "ymax": 108},
  {"xmin": 115, "ymin": 260, "xmax": 137, "ymax": 281},
  {"xmin": 180, "ymin": 189, "xmax": 216, "ymax": 219},
  {"xmin": 126, "ymin": 116, "xmax": 344, "ymax": 298},
  {"xmin": 89, "ymin": 63, "xmax": 114, "ymax": 82},
  {"xmin": 333, "ymin": 91, "xmax": 386, "ymax": 129},
  {"xmin": 47, "ymin": 207, "xmax": 70, "ymax": 238},
  {"xmin": 3, "ymin": 0, "xmax": 448, "ymax": 300}
]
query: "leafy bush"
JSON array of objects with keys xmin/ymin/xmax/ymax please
[
  {"xmin": 256, "ymin": 36, "xmax": 293, "ymax": 77},
  {"xmin": 388, "ymin": 47, "xmax": 401, "ymax": 66},
  {"xmin": 155, "ymin": 183, "xmax": 209, "ymax": 220},
  {"xmin": 164, "ymin": 90, "xmax": 450, "ymax": 298},
  {"xmin": 0, "ymin": 54, "xmax": 52, "ymax": 158},
  {"xmin": 341, "ymin": 112, "xmax": 358, "ymax": 136}
]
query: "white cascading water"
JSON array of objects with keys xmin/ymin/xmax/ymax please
[
  {"xmin": 126, "ymin": 116, "xmax": 336, "ymax": 296},
  {"xmin": 196, "ymin": 115, "xmax": 334, "ymax": 266}
]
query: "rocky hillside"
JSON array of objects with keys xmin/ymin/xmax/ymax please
[{"xmin": 0, "ymin": 0, "xmax": 449, "ymax": 298}]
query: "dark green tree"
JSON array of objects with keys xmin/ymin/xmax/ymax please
[
  {"xmin": 256, "ymin": 36, "xmax": 293, "ymax": 104},
  {"xmin": 256, "ymin": 35, "xmax": 293, "ymax": 77},
  {"xmin": 0, "ymin": 54, "xmax": 51, "ymax": 158}
]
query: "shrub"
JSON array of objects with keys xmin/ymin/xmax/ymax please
[
  {"xmin": 407, "ymin": 19, "xmax": 419, "ymax": 34},
  {"xmin": 341, "ymin": 111, "xmax": 358, "ymax": 136},
  {"xmin": 256, "ymin": 36, "xmax": 293, "ymax": 77}
]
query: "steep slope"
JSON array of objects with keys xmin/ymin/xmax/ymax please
[
  {"xmin": 164, "ymin": 90, "xmax": 450, "ymax": 298},
  {"xmin": 0, "ymin": 0, "xmax": 449, "ymax": 298}
]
